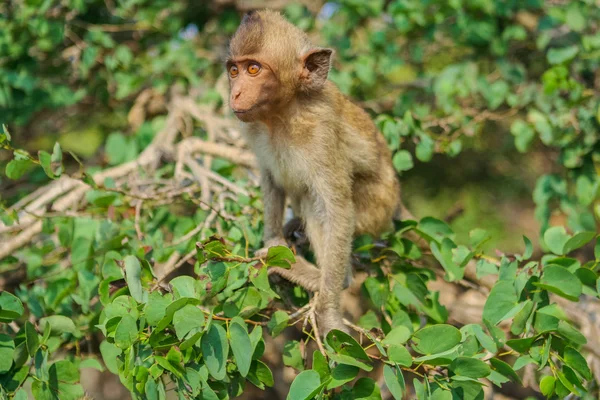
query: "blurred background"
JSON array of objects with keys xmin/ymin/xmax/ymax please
[{"xmin": 1, "ymin": 0, "xmax": 599, "ymax": 398}]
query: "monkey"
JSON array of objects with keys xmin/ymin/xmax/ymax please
[{"xmin": 226, "ymin": 10, "xmax": 404, "ymax": 335}]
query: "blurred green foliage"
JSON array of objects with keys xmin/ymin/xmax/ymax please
[{"xmin": 1, "ymin": 0, "xmax": 600, "ymax": 399}]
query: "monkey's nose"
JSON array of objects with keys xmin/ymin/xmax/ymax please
[{"xmin": 233, "ymin": 90, "xmax": 241, "ymax": 100}]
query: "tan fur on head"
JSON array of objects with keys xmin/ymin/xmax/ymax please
[{"xmin": 229, "ymin": 10, "xmax": 312, "ymax": 78}]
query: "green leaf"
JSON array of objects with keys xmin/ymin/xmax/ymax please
[
  {"xmin": 325, "ymin": 329, "xmax": 372, "ymax": 371},
  {"xmin": 468, "ymin": 324, "xmax": 497, "ymax": 354},
  {"xmin": 547, "ymin": 46, "xmax": 579, "ymax": 65},
  {"xmin": 283, "ymin": 340, "xmax": 305, "ymax": 371},
  {"xmin": 115, "ymin": 314, "xmax": 138, "ymax": 349},
  {"xmin": 528, "ymin": 110, "xmax": 553, "ymax": 145},
  {"xmin": 201, "ymin": 323, "xmax": 229, "ymax": 380},
  {"xmin": 431, "ymin": 238, "xmax": 464, "ymax": 281},
  {"xmin": 0, "ymin": 291, "xmax": 24, "ymax": 322},
  {"xmin": 510, "ymin": 300, "xmax": 534, "ymax": 335},
  {"xmin": 327, "ymin": 364, "xmax": 359, "ymax": 389},
  {"xmin": 99, "ymin": 340, "xmax": 121, "ymax": 374},
  {"xmin": 25, "ymin": 321, "xmax": 39, "ymax": 356},
  {"xmin": 482, "ymin": 281, "xmax": 518, "ymax": 325},
  {"xmin": 563, "ymin": 231, "xmax": 596, "ymax": 254},
  {"xmin": 364, "ymin": 276, "xmax": 390, "ymax": 308},
  {"xmin": 383, "ymin": 365, "xmax": 405, "ymax": 400},
  {"xmin": 105, "ymin": 132, "xmax": 137, "ymax": 165},
  {"xmin": 417, "ymin": 217, "xmax": 454, "ymax": 244},
  {"xmin": 535, "ymin": 265, "xmax": 582, "ymax": 301},
  {"xmin": 564, "ymin": 347, "xmax": 591, "ymax": 380},
  {"xmin": 412, "ymin": 325, "xmax": 461, "ymax": 355},
  {"xmin": 449, "ymin": 357, "xmax": 491, "ymax": 378},
  {"xmin": 557, "ymin": 321, "xmax": 587, "ymax": 345},
  {"xmin": 265, "ymin": 245, "xmax": 296, "ymax": 268},
  {"xmin": 5, "ymin": 158, "xmax": 34, "ymax": 180},
  {"xmin": 50, "ymin": 359, "xmax": 80, "ymax": 383},
  {"xmin": 387, "ymin": 344, "xmax": 412, "ymax": 367},
  {"xmin": 382, "ymin": 326, "xmax": 411, "ymax": 346},
  {"xmin": 230, "ymin": 321, "xmax": 253, "ymax": 377},
  {"xmin": 144, "ymin": 292, "xmax": 173, "ymax": 326},
  {"xmin": 156, "ymin": 297, "xmax": 200, "ymax": 332},
  {"xmin": 539, "ymin": 375, "xmax": 555, "ymax": 397},
  {"xmin": 13, "ymin": 389, "xmax": 27, "ymax": 400},
  {"xmin": 1, "ymin": 124, "xmax": 11, "ymax": 141},
  {"xmin": 39, "ymin": 315, "xmax": 77, "ymax": 336},
  {"xmin": 0, "ymin": 334, "xmax": 15, "ymax": 373},
  {"xmin": 170, "ymin": 276, "xmax": 199, "ymax": 299},
  {"xmin": 510, "ymin": 120, "xmax": 535, "ymax": 153},
  {"xmin": 124, "ymin": 255, "xmax": 147, "ymax": 303},
  {"xmin": 489, "ymin": 358, "xmax": 521, "ymax": 384},
  {"xmin": 172, "ymin": 304, "xmax": 204, "ymax": 340},
  {"xmin": 267, "ymin": 310, "xmax": 290, "ymax": 337},
  {"xmin": 38, "ymin": 143, "xmax": 63, "ymax": 179},
  {"xmin": 506, "ymin": 336, "xmax": 537, "ymax": 353},
  {"xmin": 312, "ymin": 350, "xmax": 330, "ymax": 382},
  {"xmin": 287, "ymin": 370, "xmax": 322, "ymax": 400},
  {"xmin": 522, "ymin": 236, "xmax": 533, "ymax": 259},
  {"xmin": 543, "ymin": 226, "xmax": 570, "ymax": 255},
  {"xmin": 249, "ymin": 360, "xmax": 274, "ymax": 388},
  {"xmin": 353, "ymin": 377, "xmax": 382, "ymax": 399},
  {"xmin": 431, "ymin": 389, "xmax": 452, "ymax": 400},
  {"xmin": 393, "ymin": 150, "xmax": 414, "ymax": 172},
  {"xmin": 556, "ymin": 369, "xmax": 577, "ymax": 394},
  {"xmin": 566, "ymin": 3, "xmax": 586, "ymax": 31},
  {"xmin": 416, "ymin": 134, "xmax": 434, "ymax": 162}
]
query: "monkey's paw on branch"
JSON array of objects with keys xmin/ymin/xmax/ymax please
[{"xmin": 301, "ymin": 294, "xmax": 350, "ymax": 344}]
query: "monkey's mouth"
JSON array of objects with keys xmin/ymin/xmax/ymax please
[{"xmin": 231, "ymin": 100, "xmax": 268, "ymax": 117}]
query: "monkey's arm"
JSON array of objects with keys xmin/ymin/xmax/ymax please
[{"xmin": 256, "ymin": 171, "xmax": 287, "ymax": 257}]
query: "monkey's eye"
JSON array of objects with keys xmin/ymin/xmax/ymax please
[
  {"xmin": 229, "ymin": 65, "xmax": 239, "ymax": 77},
  {"xmin": 247, "ymin": 63, "xmax": 261, "ymax": 75}
]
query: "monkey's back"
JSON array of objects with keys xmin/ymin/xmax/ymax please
[{"xmin": 325, "ymin": 83, "xmax": 401, "ymax": 236}]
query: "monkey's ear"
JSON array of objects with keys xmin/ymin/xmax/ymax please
[{"xmin": 300, "ymin": 48, "xmax": 334, "ymax": 91}]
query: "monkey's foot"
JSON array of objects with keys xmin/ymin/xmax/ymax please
[
  {"xmin": 255, "ymin": 237, "xmax": 289, "ymax": 259},
  {"xmin": 268, "ymin": 256, "xmax": 321, "ymax": 292}
]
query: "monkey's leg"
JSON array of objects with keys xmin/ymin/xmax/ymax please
[
  {"xmin": 268, "ymin": 255, "xmax": 321, "ymax": 292},
  {"xmin": 304, "ymin": 193, "xmax": 354, "ymax": 336}
]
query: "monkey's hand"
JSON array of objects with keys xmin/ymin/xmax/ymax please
[{"xmin": 255, "ymin": 237, "xmax": 289, "ymax": 259}]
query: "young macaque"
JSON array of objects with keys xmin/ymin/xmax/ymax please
[{"xmin": 227, "ymin": 10, "xmax": 402, "ymax": 334}]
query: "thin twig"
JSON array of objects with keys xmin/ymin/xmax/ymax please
[{"xmin": 135, "ymin": 200, "xmax": 143, "ymax": 240}]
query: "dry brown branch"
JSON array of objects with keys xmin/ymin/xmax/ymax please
[
  {"xmin": 0, "ymin": 99, "xmax": 183, "ymax": 261},
  {"xmin": 178, "ymin": 136, "xmax": 257, "ymax": 169},
  {"xmin": 134, "ymin": 200, "xmax": 143, "ymax": 240}
]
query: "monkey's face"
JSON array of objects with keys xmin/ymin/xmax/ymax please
[{"xmin": 226, "ymin": 58, "xmax": 282, "ymax": 122}]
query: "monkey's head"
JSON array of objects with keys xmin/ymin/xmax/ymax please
[{"xmin": 226, "ymin": 10, "xmax": 334, "ymax": 122}]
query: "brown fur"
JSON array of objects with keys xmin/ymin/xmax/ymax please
[{"xmin": 227, "ymin": 10, "xmax": 400, "ymax": 334}]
